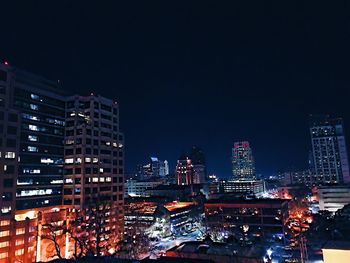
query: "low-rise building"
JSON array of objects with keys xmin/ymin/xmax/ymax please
[
  {"xmin": 162, "ymin": 201, "xmax": 201, "ymax": 235},
  {"xmin": 210, "ymin": 179, "xmax": 265, "ymax": 196},
  {"xmin": 125, "ymin": 178, "xmax": 164, "ymax": 197},
  {"xmin": 165, "ymin": 240, "xmax": 265, "ymax": 263},
  {"xmin": 322, "ymin": 241, "xmax": 350, "ymax": 263},
  {"xmin": 316, "ymin": 186, "xmax": 350, "ymax": 212},
  {"xmin": 204, "ymin": 198, "xmax": 289, "ymax": 237}
]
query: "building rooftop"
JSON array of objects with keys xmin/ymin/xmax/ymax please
[
  {"xmin": 151, "ymin": 184, "xmax": 188, "ymax": 191},
  {"xmin": 168, "ymin": 240, "xmax": 265, "ymax": 258},
  {"xmin": 323, "ymin": 241, "xmax": 350, "ymax": 250},
  {"xmin": 206, "ymin": 197, "xmax": 288, "ymax": 205},
  {"xmin": 125, "ymin": 201, "xmax": 158, "ymax": 215},
  {"xmin": 142, "ymin": 257, "xmax": 214, "ymax": 263},
  {"xmin": 164, "ymin": 201, "xmax": 196, "ymax": 212}
]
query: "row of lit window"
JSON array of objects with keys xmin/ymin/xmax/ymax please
[
  {"xmin": 16, "ymin": 189, "xmax": 53, "ymax": 197},
  {"xmin": 65, "ymin": 157, "xmax": 99, "ymax": 164},
  {"xmin": 22, "ymin": 113, "xmax": 65, "ymax": 126},
  {"xmin": 0, "ymin": 151, "xmax": 16, "ymax": 159},
  {"xmin": 65, "ymin": 177, "xmax": 112, "ymax": 184}
]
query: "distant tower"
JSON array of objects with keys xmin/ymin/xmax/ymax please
[
  {"xmin": 310, "ymin": 115, "xmax": 350, "ymax": 184},
  {"xmin": 232, "ymin": 141, "xmax": 255, "ymax": 179},
  {"xmin": 163, "ymin": 160, "xmax": 169, "ymax": 176},
  {"xmin": 176, "ymin": 156, "xmax": 194, "ymax": 185},
  {"xmin": 190, "ymin": 146, "xmax": 207, "ymax": 184}
]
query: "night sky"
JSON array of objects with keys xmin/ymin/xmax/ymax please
[{"xmin": 2, "ymin": 2, "xmax": 350, "ymax": 177}]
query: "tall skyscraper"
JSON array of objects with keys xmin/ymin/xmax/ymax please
[
  {"xmin": 63, "ymin": 94, "xmax": 125, "ymax": 250},
  {"xmin": 176, "ymin": 156, "xmax": 194, "ymax": 185},
  {"xmin": 137, "ymin": 157, "xmax": 169, "ymax": 178},
  {"xmin": 190, "ymin": 146, "xmax": 207, "ymax": 184},
  {"xmin": 232, "ymin": 141, "xmax": 255, "ymax": 179},
  {"xmin": 0, "ymin": 64, "xmax": 66, "ymax": 210},
  {"xmin": 310, "ymin": 115, "xmax": 350, "ymax": 184},
  {"xmin": 162, "ymin": 160, "xmax": 169, "ymax": 177},
  {"xmin": 63, "ymin": 94, "xmax": 124, "ymax": 210},
  {"xmin": 0, "ymin": 62, "xmax": 125, "ymax": 262},
  {"xmin": 0, "ymin": 65, "xmax": 21, "ymax": 219}
]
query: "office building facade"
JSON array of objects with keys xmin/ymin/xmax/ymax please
[
  {"xmin": 310, "ymin": 115, "xmax": 350, "ymax": 184},
  {"xmin": 0, "ymin": 64, "xmax": 66, "ymax": 211},
  {"xmin": 63, "ymin": 94, "xmax": 124, "ymax": 208},
  {"xmin": 205, "ymin": 198, "xmax": 288, "ymax": 236},
  {"xmin": 190, "ymin": 146, "xmax": 207, "ymax": 184},
  {"xmin": 211, "ymin": 179, "xmax": 265, "ymax": 195},
  {"xmin": 232, "ymin": 141, "xmax": 255, "ymax": 179},
  {"xmin": 317, "ymin": 186, "xmax": 350, "ymax": 212},
  {"xmin": 0, "ymin": 63, "xmax": 125, "ymax": 262},
  {"xmin": 176, "ymin": 157, "xmax": 194, "ymax": 185},
  {"xmin": 137, "ymin": 157, "xmax": 169, "ymax": 178},
  {"xmin": 125, "ymin": 178, "xmax": 164, "ymax": 197}
]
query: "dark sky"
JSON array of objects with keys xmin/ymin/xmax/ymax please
[{"xmin": 2, "ymin": 1, "xmax": 350, "ymax": 177}]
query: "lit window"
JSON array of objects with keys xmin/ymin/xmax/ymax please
[
  {"xmin": 106, "ymin": 177, "xmax": 112, "ymax": 182},
  {"xmin": 17, "ymin": 179, "xmax": 33, "ymax": 185},
  {"xmin": 65, "ymin": 139, "xmax": 74, "ymax": 145},
  {"xmin": 15, "ymin": 239, "xmax": 24, "ymax": 246},
  {"xmin": 76, "ymin": 158, "xmax": 82, "ymax": 164},
  {"xmin": 22, "ymin": 113, "xmax": 39, "ymax": 121},
  {"xmin": 50, "ymin": 180, "xmax": 63, "ymax": 184},
  {"xmin": 0, "ymin": 252, "xmax": 8, "ymax": 259},
  {"xmin": 99, "ymin": 168, "xmax": 104, "ymax": 173},
  {"xmin": 30, "ymin": 104, "xmax": 38, "ymax": 110},
  {"xmin": 17, "ymin": 189, "xmax": 52, "ymax": 197},
  {"xmin": 1, "ymin": 206, "xmax": 11, "ymax": 214},
  {"xmin": 0, "ymin": 231, "xmax": 9, "ymax": 237},
  {"xmin": 5, "ymin": 152, "xmax": 15, "ymax": 159},
  {"xmin": 27, "ymin": 146, "xmax": 38, "ymax": 152},
  {"xmin": 0, "ymin": 220, "xmax": 10, "ymax": 226},
  {"xmin": 92, "ymin": 177, "xmax": 98, "ymax": 182},
  {"xmin": 28, "ymin": 135, "xmax": 38, "ymax": 141},
  {"xmin": 41, "ymin": 158, "xmax": 54, "ymax": 164},
  {"xmin": 30, "ymin": 94, "xmax": 40, "ymax": 100},
  {"xmin": 64, "ymin": 158, "xmax": 74, "ymax": 164},
  {"xmin": 23, "ymin": 169, "xmax": 40, "ymax": 174},
  {"xmin": 65, "ymin": 178, "xmax": 73, "ymax": 184},
  {"xmin": 85, "ymin": 157, "xmax": 91, "ymax": 163},
  {"xmin": 15, "ymin": 249, "xmax": 24, "ymax": 256},
  {"xmin": 0, "ymin": 241, "xmax": 9, "ymax": 248},
  {"xmin": 29, "ymin": 125, "xmax": 38, "ymax": 131},
  {"xmin": 99, "ymin": 177, "xmax": 105, "ymax": 182},
  {"xmin": 93, "ymin": 158, "xmax": 98, "ymax": 163}
]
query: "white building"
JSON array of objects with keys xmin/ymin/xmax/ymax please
[
  {"xmin": 317, "ymin": 186, "xmax": 350, "ymax": 212},
  {"xmin": 125, "ymin": 178, "xmax": 164, "ymax": 197}
]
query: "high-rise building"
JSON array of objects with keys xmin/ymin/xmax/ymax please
[
  {"xmin": 0, "ymin": 62, "xmax": 125, "ymax": 262},
  {"xmin": 310, "ymin": 115, "xmax": 350, "ymax": 184},
  {"xmin": 176, "ymin": 156, "xmax": 194, "ymax": 185},
  {"xmin": 232, "ymin": 141, "xmax": 255, "ymax": 179},
  {"xmin": 190, "ymin": 146, "xmax": 207, "ymax": 184},
  {"xmin": 63, "ymin": 95, "xmax": 124, "ymax": 210},
  {"xmin": 1, "ymin": 64, "xmax": 66, "ymax": 210},
  {"xmin": 137, "ymin": 157, "xmax": 169, "ymax": 178},
  {"xmin": 0, "ymin": 65, "xmax": 21, "ymax": 219},
  {"xmin": 161, "ymin": 160, "xmax": 169, "ymax": 177}
]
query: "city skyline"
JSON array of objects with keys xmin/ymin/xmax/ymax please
[
  {"xmin": 2, "ymin": 2, "xmax": 350, "ymax": 263},
  {"xmin": 1, "ymin": 2, "xmax": 350, "ymax": 178}
]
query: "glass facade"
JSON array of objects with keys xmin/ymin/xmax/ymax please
[
  {"xmin": 9, "ymin": 68, "xmax": 66, "ymax": 209},
  {"xmin": 310, "ymin": 115, "xmax": 350, "ymax": 184}
]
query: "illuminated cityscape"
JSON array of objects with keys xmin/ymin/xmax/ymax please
[{"xmin": 1, "ymin": 2, "xmax": 350, "ymax": 263}]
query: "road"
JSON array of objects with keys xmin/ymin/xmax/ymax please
[{"xmin": 146, "ymin": 229, "xmax": 202, "ymax": 259}]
